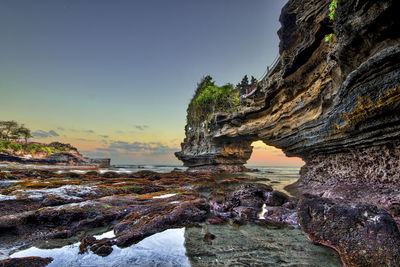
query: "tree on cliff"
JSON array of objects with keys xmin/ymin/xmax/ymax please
[
  {"xmin": 238, "ymin": 75, "xmax": 258, "ymax": 95},
  {"xmin": 0, "ymin": 121, "xmax": 19, "ymax": 140},
  {"xmin": 16, "ymin": 126, "xmax": 32, "ymax": 142},
  {"xmin": 0, "ymin": 121, "xmax": 32, "ymax": 142},
  {"xmin": 250, "ymin": 76, "xmax": 258, "ymax": 86},
  {"xmin": 240, "ymin": 75, "xmax": 249, "ymax": 89}
]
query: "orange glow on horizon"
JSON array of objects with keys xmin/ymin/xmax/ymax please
[{"xmin": 246, "ymin": 141, "xmax": 304, "ymax": 167}]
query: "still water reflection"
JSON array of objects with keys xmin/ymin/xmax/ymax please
[{"xmin": 12, "ymin": 224, "xmax": 341, "ymax": 267}]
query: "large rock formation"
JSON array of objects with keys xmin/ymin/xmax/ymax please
[
  {"xmin": 176, "ymin": 0, "xmax": 400, "ymax": 185},
  {"xmin": 297, "ymin": 195, "xmax": 400, "ymax": 266}
]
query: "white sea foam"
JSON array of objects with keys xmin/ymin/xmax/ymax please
[{"xmin": 153, "ymin": 193, "xmax": 176, "ymax": 199}]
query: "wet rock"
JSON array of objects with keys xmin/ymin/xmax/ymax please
[
  {"xmin": 228, "ymin": 184, "xmax": 273, "ymax": 208},
  {"xmin": 232, "ymin": 206, "xmax": 259, "ymax": 220},
  {"xmin": 208, "ymin": 196, "xmax": 232, "ymax": 212},
  {"xmin": 0, "ymin": 257, "xmax": 53, "ymax": 267},
  {"xmin": 210, "ymin": 211, "xmax": 232, "ymax": 218},
  {"xmin": 47, "ymin": 229, "xmax": 73, "ymax": 239},
  {"xmin": 206, "ymin": 217, "xmax": 227, "ymax": 225},
  {"xmin": 0, "ymin": 200, "xmax": 124, "ymax": 241},
  {"xmin": 297, "ymin": 195, "xmax": 400, "ymax": 266},
  {"xmin": 102, "ymin": 172, "xmax": 119, "ymax": 178},
  {"xmin": 90, "ymin": 240, "xmax": 114, "ymax": 257},
  {"xmin": 282, "ymin": 198, "xmax": 297, "ymax": 209},
  {"xmin": 115, "ymin": 199, "xmax": 209, "ymax": 247},
  {"xmin": 263, "ymin": 206, "xmax": 298, "ymax": 226},
  {"xmin": 264, "ymin": 191, "xmax": 289, "ymax": 206},
  {"xmin": 79, "ymin": 234, "xmax": 114, "ymax": 257},
  {"xmin": 79, "ymin": 235, "xmax": 96, "ymax": 254},
  {"xmin": 41, "ymin": 195, "xmax": 67, "ymax": 207}
]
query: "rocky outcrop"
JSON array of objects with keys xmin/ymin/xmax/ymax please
[
  {"xmin": 0, "ymin": 151, "xmax": 110, "ymax": 167},
  {"xmin": 175, "ymin": 3, "xmax": 400, "ymax": 264},
  {"xmin": 297, "ymin": 195, "xmax": 400, "ymax": 266},
  {"xmin": 176, "ymin": 0, "xmax": 400, "ymax": 184}
]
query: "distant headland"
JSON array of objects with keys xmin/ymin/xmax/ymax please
[{"xmin": 0, "ymin": 120, "xmax": 110, "ymax": 167}]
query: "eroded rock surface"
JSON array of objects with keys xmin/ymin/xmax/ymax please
[{"xmin": 297, "ymin": 195, "xmax": 400, "ymax": 266}]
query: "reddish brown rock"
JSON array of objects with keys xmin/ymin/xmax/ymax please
[{"xmin": 297, "ymin": 195, "xmax": 400, "ymax": 266}]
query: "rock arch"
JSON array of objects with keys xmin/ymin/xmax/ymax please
[{"xmin": 176, "ymin": 0, "xmax": 400, "ymax": 186}]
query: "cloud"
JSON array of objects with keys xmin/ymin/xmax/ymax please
[
  {"xmin": 135, "ymin": 125, "xmax": 149, "ymax": 131},
  {"xmin": 57, "ymin": 127, "xmax": 65, "ymax": 131},
  {"xmin": 94, "ymin": 141, "xmax": 178, "ymax": 156},
  {"xmin": 32, "ymin": 130, "xmax": 59, "ymax": 138},
  {"xmin": 85, "ymin": 130, "xmax": 95, "ymax": 134},
  {"xmin": 74, "ymin": 138, "xmax": 98, "ymax": 142},
  {"xmin": 99, "ymin": 135, "xmax": 109, "ymax": 139},
  {"xmin": 96, "ymin": 147, "xmax": 117, "ymax": 152},
  {"xmin": 48, "ymin": 130, "xmax": 59, "ymax": 136}
]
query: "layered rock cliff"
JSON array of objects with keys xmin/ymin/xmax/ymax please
[{"xmin": 176, "ymin": 0, "xmax": 400, "ymax": 186}]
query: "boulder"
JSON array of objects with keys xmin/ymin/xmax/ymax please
[{"xmin": 297, "ymin": 195, "xmax": 400, "ymax": 266}]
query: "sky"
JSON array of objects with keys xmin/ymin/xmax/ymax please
[{"xmin": 0, "ymin": 0, "xmax": 303, "ymax": 166}]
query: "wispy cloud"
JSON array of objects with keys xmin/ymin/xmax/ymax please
[
  {"xmin": 135, "ymin": 125, "xmax": 149, "ymax": 131},
  {"xmin": 96, "ymin": 147, "xmax": 117, "ymax": 152},
  {"xmin": 75, "ymin": 138, "xmax": 99, "ymax": 142},
  {"xmin": 32, "ymin": 130, "xmax": 59, "ymax": 138},
  {"xmin": 85, "ymin": 130, "xmax": 95, "ymax": 134}
]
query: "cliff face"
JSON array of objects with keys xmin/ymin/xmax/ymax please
[{"xmin": 176, "ymin": 0, "xmax": 400, "ymax": 184}]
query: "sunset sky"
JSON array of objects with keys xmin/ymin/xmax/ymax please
[{"xmin": 1, "ymin": 0, "xmax": 303, "ymax": 167}]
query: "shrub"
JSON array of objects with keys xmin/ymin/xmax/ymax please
[
  {"xmin": 40, "ymin": 146, "xmax": 56, "ymax": 154},
  {"xmin": 186, "ymin": 76, "xmax": 240, "ymax": 127},
  {"xmin": 0, "ymin": 140, "xmax": 58, "ymax": 155},
  {"xmin": 49, "ymin": 142, "xmax": 77, "ymax": 151},
  {"xmin": 9, "ymin": 142, "xmax": 23, "ymax": 152}
]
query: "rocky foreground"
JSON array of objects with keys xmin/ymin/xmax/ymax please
[{"xmin": 0, "ymin": 168, "xmax": 399, "ymax": 266}]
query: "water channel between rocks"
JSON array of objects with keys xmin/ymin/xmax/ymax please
[{"xmin": 2, "ymin": 165, "xmax": 342, "ymax": 266}]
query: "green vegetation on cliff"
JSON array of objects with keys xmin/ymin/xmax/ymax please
[
  {"xmin": 186, "ymin": 75, "xmax": 240, "ymax": 127},
  {"xmin": 0, "ymin": 140, "xmax": 77, "ymax": 155},
  {"xmin": 0, "ymin": 120, "xmax": 78, "ymax": 156},
  {"xmin": 325, "ymin": 0, "xmax": 338, "ymax": 42}
]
